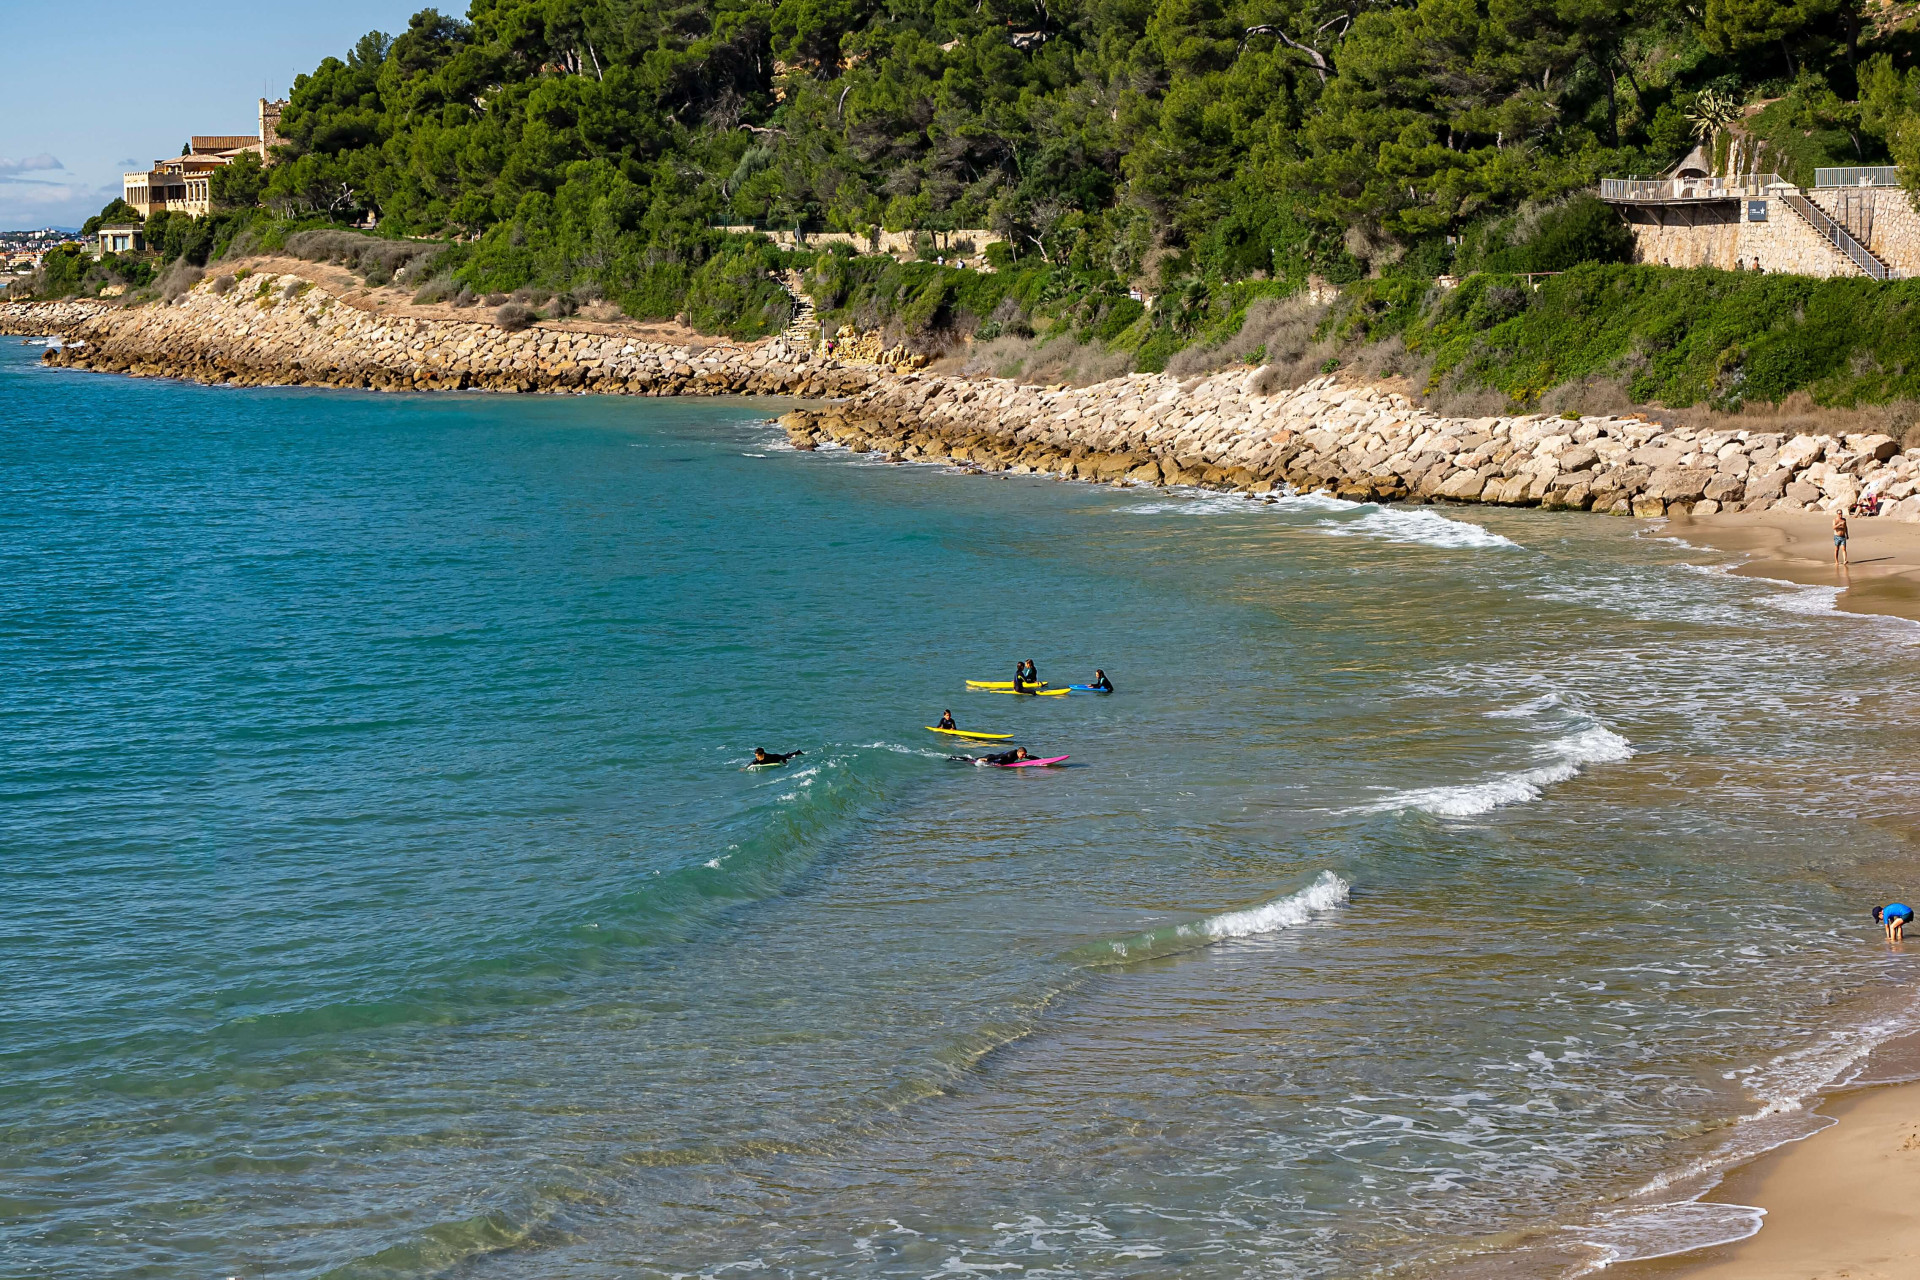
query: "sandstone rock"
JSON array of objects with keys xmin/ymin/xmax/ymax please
[
  {"xmin": 1631, "ymin": 494, "xmax": 1666, "ymax": 517},
  {"xmin": 1784, "ymin": 480, "xmax": 1822, "ymax": 506},
  {"xmin": 1703, "ymin": 473, "xmax": 1745, "ymax": 503},
  {"xmin": 1438, "ymin": 468, "xmax": 1489, "ymax": 500},
  {"xmin": 1692, "ymin": 499, "xmax": 1721, "ymax": 515},
  {"xmin": 1775, "ymin": 435, "xmax": 1827, "ymax": 470},
  {"xmin": 1645, "ymin": 466, "xmax": 1713, "ymax": 502},
  {"xmin": 1745, "ymin": 469, "xmax": 1791, "ymax": 501}
]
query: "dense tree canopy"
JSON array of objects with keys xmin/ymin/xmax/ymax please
[{"xmin": 52, "ymin": 0, "xmax": 1920, "ymax": 364}]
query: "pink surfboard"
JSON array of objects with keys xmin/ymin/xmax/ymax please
[{"xmin": 997, "ymin": 755, "xmax": 1069, "ymax": 768}]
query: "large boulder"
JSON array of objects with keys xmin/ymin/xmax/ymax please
[
  {"xmin": 1557, "ymin": 444, "xmax": 1599, "ymax": 472},
  {"xmin": 1645, "ymin": 466, "xmax": 1713, "ymax": 502},
  {"xmin": 1703, "ymin": 473, "xmax": 1745, "ymax": 503},
  {"xmin": 1745, "ymin": 468, "xmax": 1791, "ymax": 501},
  {"xmin": 1775, "ymin": 434, "xmax": 1828, "ymax": 470},
  {"xmin": 1439, "ymin": 468, "xmax": 1490, "ymax": 500},
  {"xmin": 1631, "ymin": 494, "xmax": 1667, "ymax": 517},
  {"xmin": 1784, "ymin": 480, "xmax": 1822, "ymax": 506}
]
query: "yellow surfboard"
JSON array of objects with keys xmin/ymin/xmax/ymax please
[
  {"xmin": 986, "ymin": 686, "xmax": 1071, "ymax": 696},
  {"xmin": 926, "ymin": 726, "xmax": 1013, "ymax": 740},
  {"xmin": 965, "ymin": 680, "xmax": 1049, "ymax": 690}
]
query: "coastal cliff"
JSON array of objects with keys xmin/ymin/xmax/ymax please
[{"xmin": 7, "ymin": 283, "xmax": 1920, "ymax": 522}]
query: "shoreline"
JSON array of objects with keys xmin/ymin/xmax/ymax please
[
  {"xmin": 9, "ymin": 276, "xmax": 1920, "ymax": 540},
  {"xmin": 13, "ymin": 289, "xmax": 1920, "ymax": 1276},
  {"xmin": 1608, "ymin": 1073, "xmax": 1920, "ymax": 1279},
  {"xmin": 1676, "ymin": 508, "xmax": 1920, "ymax": 623}
]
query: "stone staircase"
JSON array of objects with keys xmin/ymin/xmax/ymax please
[
  {"xmin": 775, "ymin": 269, "xmax": 818, "ymax": 349},
  {"xmin": 1780, "ymin": 191, "xmax": 1894, "ymax": 280}
]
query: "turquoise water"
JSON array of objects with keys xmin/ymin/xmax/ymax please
[{"xmin": 6, "ymin": 339, "xmax": 1920, "ymax": 1278}]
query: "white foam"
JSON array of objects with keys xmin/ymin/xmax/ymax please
[
  {"xmin": 1188, "ymin": 870, "xmax": 1350, "ymax": 940},
  {"xmin": 1320, "ymin": 506, "xmax": 1519, "ymax": 550},
  {"xmin": 1763, "ymin": 583, "xmax": 1842, "ymax": 616},
  {"xmin": 1353, "ymin": 724, "xmax": 1633, "ymax": 818}
]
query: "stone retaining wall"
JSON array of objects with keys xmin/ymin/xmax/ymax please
[
  {"xmin": 779, "ymin": 370, "xmax": 1920, "ymax": 521},
  {"xmin": 1622, "ymin": 197, "xmax": 1864, "ymax": 276}
]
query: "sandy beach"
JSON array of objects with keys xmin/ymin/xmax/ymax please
[
  {"xmin": 1611, "ymin": 1078, "xmax": 1920, "ymax": 1279},
  {"xmin": 1678, "ymin": 508, "xmax": 1920, "ymax": 623}
]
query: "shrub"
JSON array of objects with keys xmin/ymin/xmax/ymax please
[{"xmin": 495, "ymin": 302, "xmax": 536, "ymax": 331}]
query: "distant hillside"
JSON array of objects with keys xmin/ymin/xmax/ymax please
[{"xmin": 33, "ymin": 0, "xmax": 1920, "ymax": 409}]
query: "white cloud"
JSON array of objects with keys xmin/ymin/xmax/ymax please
[{"xmin": 0, "ymin": 154, "xmax": 64, "ymax": 176}]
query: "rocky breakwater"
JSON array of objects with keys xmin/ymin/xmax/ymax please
[
  {"xmin": 780, "ymin": 369, "xmax": 1920, "ymax": 520},
  {"xmin": 0, "ymin": 300, "xmax": 117, "ymax": 336},
  {"xmin": 34, "ymin": 272, "xmax": 875, "ymax": 398}
]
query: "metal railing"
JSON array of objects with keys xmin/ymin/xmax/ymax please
[
  {"xmin": 1814, "ymin": 166, "xmax": 1902, "ymax": 188},
  {"xmin": 1779, "ymin": 191, "xmax": 1892, "ymax": 281},
  {"xmin": 1599, "ymin": 174, "xmax": 1787, "ymax": 203}
]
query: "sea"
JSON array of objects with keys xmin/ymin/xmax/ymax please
[{"xmin": 6, "ymin": 337, "xmax": 1920, "ymax": 1279}]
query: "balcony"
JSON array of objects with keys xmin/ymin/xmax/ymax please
[{"xmin": 1598, "ymin": 174, "xmax": 1790, "ymax": 205}]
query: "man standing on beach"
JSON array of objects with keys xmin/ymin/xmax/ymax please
[{"xmin": 1833, "ymin": 510, "xmax": 1850, "ymax": 567}]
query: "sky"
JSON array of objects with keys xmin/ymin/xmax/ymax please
[{"xmin": 0, "ymin": 0, "xmax": 419, "ymax": 230}]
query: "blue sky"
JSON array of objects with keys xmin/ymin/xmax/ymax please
[{"xmin": 0, "ymin": 0, "xmax": 418, "ymax": 229}]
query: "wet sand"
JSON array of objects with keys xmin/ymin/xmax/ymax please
[
  {"xmin": 1612, "ymin": 1081, "xmax": 1920, "ymax": 1280},
  {"xmin": 1674, "ymin": 509, "xmax": 1920, "ymax": 623}
]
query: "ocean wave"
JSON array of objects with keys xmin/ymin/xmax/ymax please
[
  {"xmin": 1350, "ymin": 693, "xmax": 1632, "ymax": 818},
  {"xmin": 1071, "ymin": 870, "xmax": 1349, "ymax": 966},
  {"xmin": 1318, "ymin": 505, "xmax": 1519, "ymax": 550}
]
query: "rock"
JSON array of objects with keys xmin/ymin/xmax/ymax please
[
  {"xmin": 1775, "ymin": 435, "xmax": 1827, "ymax": 470},
  {"xmin": 1557, "ymin": 444, "xmax": 1599, "ymax": 471},
  {"xmin": 1692, "ymin": 499, "xmax": 1721, "ymax": 515},
  {"xmin": 1438, "ymin": 468, "xmax": 1489, "ymax": 500},
  {"xmin": 1703, "ymin": 473, "xmax": 1745, "ymax": 503},
  {"xmin": 1784, "ymin": 480, "xmax": 1823, "ymax": 506},
  {"xmin": 1631, "ymin": 494, "xmax": 1667, "ymax": 517},
  {"xmin": 1745, "ymin": 469, "xmax": 1791, "ymax": 501},
  {"xmin": 1645, "ymin": 466, "xmax": 1712, "ymax": 502}
]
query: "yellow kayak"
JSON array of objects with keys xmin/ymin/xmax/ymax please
[
  {"xmin": 926, "ymin": 726, "xmax": 1013, "ymax": 740},
  {"xmin": 966, "ymin": 680, "xmax": 1050, "ymax": 690}
]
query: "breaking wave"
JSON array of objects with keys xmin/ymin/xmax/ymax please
[{"xmin": 1070, "ymin": 871, "xmax": 1350, "ymax": 966}]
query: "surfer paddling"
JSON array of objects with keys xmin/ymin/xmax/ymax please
[{"xmin": 745, "ymin": 748, "xmax": 804, "ymax": 769}]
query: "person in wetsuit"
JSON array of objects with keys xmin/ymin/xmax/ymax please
[
  {"xmin": 937, "ymin": 710, "xmax": 957, "ymax": 730},
  {"xmin": 750, "ymin": 748, "xmax": 804, "ymax": 766},
  {"xmin": 1089, "ymin": 669, "xmax": 1113, "ymax": 693},
  {"xmin": 979, "ymin": 747, "xmax": 1031, "ymax": 765}
]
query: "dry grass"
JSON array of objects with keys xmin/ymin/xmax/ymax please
[{"xmin": 957, "ymin": 333, "xmax": 1134, "ymax": 386}]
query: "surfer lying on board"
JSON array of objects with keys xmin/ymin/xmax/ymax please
[
  {"xmin": 1089, "ymin": 669, "xmax": 1113, "ymax": 692},
  {"xmin": 748, "ymin": 748, "xmax": 804, "ymax": 767},
  {"xmin": 980, "ymin": 747, "xmax": 1031, "ymax": 766},
  {"xmin": 1876, "ymin": 903, "xmax": 1913, "ymax": 941},
  {"xmin": 938, "ymin": 710, "xmax": 957, "ymax": 730}
]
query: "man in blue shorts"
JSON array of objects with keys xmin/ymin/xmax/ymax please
[{"xmin": 1875, "ymin": 902, "xmax": 1913, "ymax": 941}]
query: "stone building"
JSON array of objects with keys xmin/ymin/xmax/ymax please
[{"xmin": 121, "ymin": 99, "xmax": 288, "ymax": 221}]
